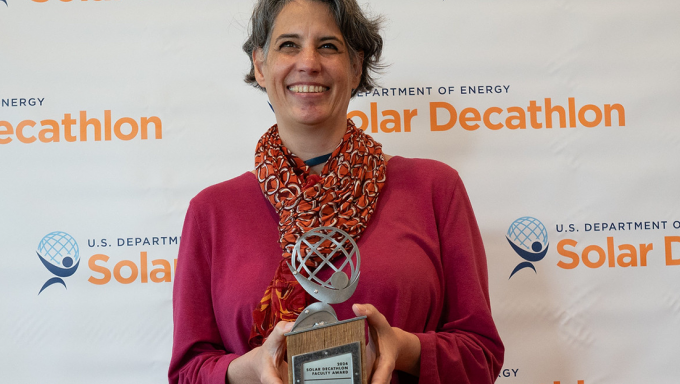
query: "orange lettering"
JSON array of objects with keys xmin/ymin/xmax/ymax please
[
  {"xmin": 141, "ymin": 252, "xmax": 148, "ymax": 283},
  {"xmin": 578, "ymin": 104, "xmax": 603, "ymax": 128},
  {"xmin": 582, "ymin": 245, "xmax": 606, "ymax": 268},
  {"xmin": 105, "ymin": 110, "xmax": 112, "ymax": 140},
  {"xmin": 665, "ymin": 236, "xmax": 680, "ymax": 266},
  {"xmin": 88, "ymin": 254, "xmax": 112, "ymax": 285},
  {"xmin": 0, "ymin": 121, "xmax": 14, "ymax": 144},
  {"xmin": 370, "ymin": 102, "xmax": 378, "ymax": 133},
  {"xmin": 380, "ymin": 109, "xmax": 401, "ymax": 133},
  {"xmin": 545, "ymin": 98, "xmax": 565, "ymax": 128},
  {"xmin": 430, "ymin": 102, "xmax": 457, "ymax": 131},
  {"xmin": 16, "ymin": 120, "xmax": 37, "ymax": 143},
  {"xmin": 114, "ymin": 117, "xmax": 139, "ymax": 141},
  {"xmin": 62, "ymin": 113, "xmax": 77, "ymax": 142},
  {"xmin": 607, "ymin": 237, "xmax": 616, "ymax": 267},
  {"xmin": 505, "ymin": 107, "xmax": 526, "ymax": 130},
  {"xmin": 80, "ymin": 111, "xmax": 102, "ymax": 141},
  {"xmin": 141, "ymin": 116, "xmax": 162, "ymax": 139},
  {"xmin": 640, "ymin": 243, "xmax": 652, "ymax": 266},
  {"xmin": 39, "ymin": 120, "xmax": 60, "ymax": 143},
  {"xmin": 568, "ymin": 97, "xmax": 576, "ymax": 127},
  {"xmin": 617, "ymin": 244, "xmax": 638, "ymax": 267},
  {"xmin": 150, "ymin": 259, "xmax": 172, "ymax": 283},
  {"xmin": 557, "ymin": 239, "xmax": 579, "ymax": 269},
  {"xmin": 528, "ymin": 100, "xmax": 542, "ymax": 129},
  {"xmin": 460, "ymin": 108, "xmax": 481, "ymax": 131},
  {"xmin": 483, "ymin": 107, "xmax": 503, "ymax": 130},
  {"xmin": 403, "ymin": 109, "xmax": 417, "ymax": 132},
  {"xmin": 604, "ymin": 104, "xmax": 625, "ymax": 126},
  {"xmin": 114, "ymin": 260, "xmax": 138, "ymax": 284}
]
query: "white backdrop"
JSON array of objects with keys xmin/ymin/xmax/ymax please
[{"xmin": 1, "ymin": 0, "xmax": 680, "ymax": 383}]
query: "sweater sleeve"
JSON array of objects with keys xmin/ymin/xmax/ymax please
[
  {"xmin": 413, "ymin": 175, "xmax": 504, "ymax": 384},
  {"xmin": 168, "ymin": 201, "xmax": 238, "ymax": 384}
]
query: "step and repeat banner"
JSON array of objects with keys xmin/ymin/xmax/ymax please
[{"xmin": 1, "ymin": 0, "xmax": 679, "ymax": 383}]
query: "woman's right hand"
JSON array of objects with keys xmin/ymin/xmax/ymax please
[{"xmin": 226, "ymin": 321, "xmax": 294, "ymax": 384}]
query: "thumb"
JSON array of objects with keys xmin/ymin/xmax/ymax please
[
  {"xmin": 353, "ymin": 303, "xmax": 377, "ymax": 318},
  {"xmin": 352, "ymin": 303, "xmax": 367, "ymax": 317},
  {"xmin": 353, "ymin": 304, "xmax": 388, "ymax": 330},
  {"xmin": 269, "ymin": 321, "xmax": 294, "ymax": 341},
  {"xmin": 263, "ymin": 321, "xmax": 294, "ymax": 355}
]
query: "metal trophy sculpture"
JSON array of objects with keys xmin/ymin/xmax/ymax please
[{"xmin": 285, "ymin": 226, "xmax": 367, "ymax": 384}]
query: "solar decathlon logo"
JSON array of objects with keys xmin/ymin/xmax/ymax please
[
  {"xmin": 506, "ymin": 217, "xmax": 549, "ymax": 279},
  {"xmin": 36, "ymin": 231, "xmax": 80, "ymax": 295}
]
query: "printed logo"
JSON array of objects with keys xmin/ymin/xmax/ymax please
[
  {"xmin": 1, "ymin": 0, "xmax": 7, "ymax": 6},
  {"xmin": 507, "ymin": 217, "xmax": 549, "ymax": 278},
  {"xmin": 37, "ymin": 231, "xmax": 80, "ymax": 294}
]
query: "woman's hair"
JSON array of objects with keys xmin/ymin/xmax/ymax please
[{"xmin": 243, "ymin": 0, "xmax": 384, "ymax": 96}]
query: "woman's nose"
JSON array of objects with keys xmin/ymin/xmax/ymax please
[{"xmin": 298, "ymin": 46, "xmax": 321, "ymax": 73}]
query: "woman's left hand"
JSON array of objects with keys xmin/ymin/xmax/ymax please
[{"xmin": 352, "ymin": 304, "xmax": 422, "ymax": 384}]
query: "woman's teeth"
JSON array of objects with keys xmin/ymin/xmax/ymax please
[{"xmin": 288, "ymin": 85, "xmax": 327, "ymax": 93}]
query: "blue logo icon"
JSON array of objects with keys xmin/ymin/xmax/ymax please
[
  {"xmin": 506, "ymin": 217, "xmax": 549, "ymax": 278},
  {"xmin": 1, "ymin": 1, "xmax": 7, "ymax": 7},
  {"xmin": 37, "ymin": 231, "xmax": 80, "ymax": 294}
]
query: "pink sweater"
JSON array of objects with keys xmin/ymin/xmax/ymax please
[{"xmin": 169, "ymin": 156, "xmax": 504, "ymax": 384}]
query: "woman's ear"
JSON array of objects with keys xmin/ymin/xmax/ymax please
[{"xmin": 253, "ymin": 48, "xmax": 267, "ymax": 88}]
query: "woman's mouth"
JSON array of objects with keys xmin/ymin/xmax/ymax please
[{"xmin": 288, "ymin": 85, "xmax": 329, "ymax": 93}]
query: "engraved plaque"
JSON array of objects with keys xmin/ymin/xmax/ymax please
[{"xmin": 292, "ymin": 342, "xmax": 361, "ymax": 384}]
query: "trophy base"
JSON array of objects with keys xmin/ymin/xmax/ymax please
[{"xmin": 286, "ymin": 316, "xmax": 367, "ymax": 384}]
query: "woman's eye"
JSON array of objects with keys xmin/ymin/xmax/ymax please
[
  {"xmin": 279, "ymin": 41, "xmax": 297, "ymax": 49},
  {"xmin": 320, "ymin": 43, "xmax": 338, "ymax": 50}
]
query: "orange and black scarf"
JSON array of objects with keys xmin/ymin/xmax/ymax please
[{"xmin": 249, "ymin": 119, "xmax": 386, "ymax": 347}]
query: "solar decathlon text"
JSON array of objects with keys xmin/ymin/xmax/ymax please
[
  {"xmin": 348, "ymin": 97, "xmax": 625, "ymax": 133},
  {"xmin": 0, "ymin": 111, "xmax": 162, "ymax": 144}
]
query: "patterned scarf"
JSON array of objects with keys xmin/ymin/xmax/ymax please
[{"xmin": 249, "ymin": 119, "xmax": 386, "ymax": 347}]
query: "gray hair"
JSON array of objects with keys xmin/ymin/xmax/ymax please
[{"xmin": 243, "ymin": 0, "xmax": 384, "ymax": 97}]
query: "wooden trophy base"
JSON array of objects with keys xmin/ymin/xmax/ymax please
[{"xmin": 286, "ymin": 316, "xmax": 367, "ymax": 384}]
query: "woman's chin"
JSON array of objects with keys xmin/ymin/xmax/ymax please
[{"xmin": 284, "ymin": 109, "xmax": 341, "ymax": 128}]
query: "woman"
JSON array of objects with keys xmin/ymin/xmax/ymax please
[{"xmin": 169, "ymin": 0, "xmax": 504, "ymax": 383}]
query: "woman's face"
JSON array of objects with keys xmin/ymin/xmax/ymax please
[{"xmin": 254, "ymin": 0, "xmax": 362, "ymax": 130}]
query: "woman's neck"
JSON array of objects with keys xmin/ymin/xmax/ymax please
[{"xmin": 277, "ymin": 119, "xmax": 347, "ymax": 164}]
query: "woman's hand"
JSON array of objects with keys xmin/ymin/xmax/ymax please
[
  {"xmin": 226, "ymin": 321, "xmax": 293, "ymax": 384},
  {"xmin": 352, "ymin": 304, "xmax": 422, "ymax": 384}
]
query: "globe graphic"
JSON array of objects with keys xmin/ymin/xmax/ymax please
[
  {"xmin": 37, "ymin": 231, "xmax": 80, "ymax": 268},
  {"xmin": 507, "ymin": 217, "xmax": 548, "ymax": 253}
]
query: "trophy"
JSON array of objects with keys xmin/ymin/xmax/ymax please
[{"xmin": 285, "ymin": 226, "xmax": 367, "ymax": 384}]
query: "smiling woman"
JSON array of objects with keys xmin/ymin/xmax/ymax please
[
  {"xmin": 243, "ymin": 0, "xmax": 383, "ymax": 165},
  {"xmin": 251, "ymin": 0, "xmax": 361, "ymax": 153},
  {"xmin": 169, "ymin": 1, "xmax": 504, "ymax": 383}
]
